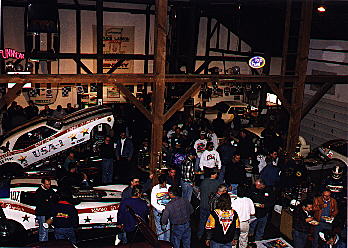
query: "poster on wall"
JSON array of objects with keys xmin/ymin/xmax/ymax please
[
  {"xmin": 93, "ymin": 25, "xmax": 135, "ymax": 73},
  {"xmin": 107, "ymin": 87, "xmax": 120, "ymax": 98}
]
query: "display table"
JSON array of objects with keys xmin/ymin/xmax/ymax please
[
  {"xmin": 280, "ymin": 208, "xmax": 293, "ymax": 240},
  {"xmin": 255, "ymin": 237, "xmax": 293, "ymax": 248}
]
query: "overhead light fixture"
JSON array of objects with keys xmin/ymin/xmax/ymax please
[{"xmin": 317, "ymin": 5, "xmax": 326, "ymax": 12}]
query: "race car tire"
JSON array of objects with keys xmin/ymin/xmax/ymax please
[{"xmin": 4, "ymin": 220, "xmax": 27, "ymax": 245}]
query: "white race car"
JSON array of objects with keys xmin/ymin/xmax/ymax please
[
  {"xmin": 0, "ymin": 106, "xmax": 114, "ymax": 174},
  {"xmin": 0, "ymin": 177, "xmax": 127, "ymax": 238}
]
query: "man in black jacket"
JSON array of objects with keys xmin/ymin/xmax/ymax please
[
  {"xmin": 35, "ymin": 178, "xmax": 56, "ymax": 242},
  {"xmin": 115, "ymin": 132, "xmax": 134, "ymax": 183},
  {"xmin": 100, "ymin": 135, "xmax": 115, "ymax": 184},
  {"xmin": 248, "ymin": 179, "xmax": 275, "ymax": 241},
  {"xmin": 49, "ymin": 193, "xmax": 79, "ymax": 245},
  {"xmin": 292, "ymin": 199, "xmax": 314, "ymax": 248}
]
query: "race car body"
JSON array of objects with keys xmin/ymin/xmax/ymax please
[
  {"xmin": 0, "ymin": 106, "xmax": 114, "ymax": 170},
  {"xmin": 0, "ymin": 178, "xmax": 127, "ymax": 235}
]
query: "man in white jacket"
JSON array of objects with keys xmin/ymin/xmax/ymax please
[
  {"xmin": 199, "ymin": 142, "xmax": 221, "ymax": 173},
  {"xmin": 193, "ymin": 131, "xmax": 208, "ymax": 171},
  {"xmin": 231, "ymin": 186, "xmax": 255, "ymax": 248},
  {"xmin": 151, "ymin": 174, "xmax": 171, "ymax": 241}
]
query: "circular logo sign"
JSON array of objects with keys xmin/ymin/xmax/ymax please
[{"xmin": 249, "ymin": 56, "xmax": 266, "ymax": 69}]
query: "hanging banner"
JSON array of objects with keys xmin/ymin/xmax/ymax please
[{"xmin": 93, "ymin": 25, "xmax": 135, "ymax": 73}]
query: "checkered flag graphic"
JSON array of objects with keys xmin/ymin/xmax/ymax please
[
  {"xmin": 28, "ymin": 88, "xmax": 37, "ymax": 97},
  {"xmin": 62, "ymin": 87, "xmax": 69, "ymax": 97}
]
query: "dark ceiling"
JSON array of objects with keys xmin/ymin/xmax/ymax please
[
  {"xmin": 4, "ymin": 0, "xmax": 348, "ymax": 56},
  {"xmin": 109, "ymin": 0, "xmax": 348, "ymax": 56}
]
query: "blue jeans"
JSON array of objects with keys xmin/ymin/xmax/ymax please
[
  {"xmin": 210, "ymin": 240, "xmax": 232, "ymax": 248},
  {"xmin": 37, "ymin": 216, "xmax": 48, "ymax": 242},
  {"xmin": 293, "ymin": 230, "xmax": 308, "ymax": 248},
  {"xmin": 54, "ymin": 227, "xmax": 76, "ymax": 244},
  {"xmin": 171, "ymin": 222, "xmax": 191, "ymax": 248},
  {"xmin": 181, "ymin": 180, "xmax": 193, "ymax": 202},
  {"xmin": 218, "ymin": 166, "xmax": 225, "ymax": 183},
  {"xmin": 153, "ymin": 208, "xmax": 170, "ymax": 241},
  {"xmin": 249, "ymin": 214, "xmax": 268, "ymax": 241},
  {"xmin": 102, "ymin": 158, "xmax": 113, "ymax": 184},
  {"xmin": 313, "ymin": 222, "xmax": 332, "ymax": 248},
  {"xmin": 198, "ymin": 208, "xmax": 211, "ymax": 239}
]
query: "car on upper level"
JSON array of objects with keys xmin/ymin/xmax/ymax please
[
  {"xmin": 317, "ymin": 139, "xmax": 348, "ymax": 166},
  {"xmin": 240, "ymin": 127, "xmax": 310, "ymax": 158},
  {"xmin": 305, "ymin": 139, "xmax": 348, "ymax": 171},
  {"xmin": 196, "ymin": 101, "xmax": 257, "ymax": 124},
  {"xmin": 0, "ymin": 105, "xmax": 114, "ymax": 175}
]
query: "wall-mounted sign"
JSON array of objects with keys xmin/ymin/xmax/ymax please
[
  {"xmin": 0, "ymin": 48, "xmax": 25, "ymax": 59},
  {"xmin": 249, "ymin": 56, "xmax": 266, "ymax": 69}
]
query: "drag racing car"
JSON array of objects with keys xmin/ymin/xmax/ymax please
[
  {"xmin": 0, "ymin": 105, "xmax": 114, "ymax": 175},
  {"xmin": 0, "ymin": 177, "xmax": 127, "ymax": 242},
  {"xmin": 304, "ymin": 139, "xmax": 348, "ymax": 171}
]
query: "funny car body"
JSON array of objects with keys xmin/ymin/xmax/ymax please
[
  {"xmin": 0, "ymin": 177, "xmax": 127, "ymax": 240},
  {"xmin": 0, "ymin": 105, "xmax": 114, "ymax": 174}
]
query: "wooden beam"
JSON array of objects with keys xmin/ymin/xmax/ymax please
[
  {"xmin": 266, "ymin": 81, "xmax": 291, "ymax": 111},
  {"xmin": 163, "ymin": 82, "xmax": 202, "ymax": 122},
  {"xmin": 150, "ymin": 0, "xmax": 168, "ymax": 174},
  {"xmin": 0, "ymin": 83, "xmax": 25, "ymax": 110},
  {"xmin": 73, "ymin": 58, "xmax": 93, "ymax": 74},
  {"xmin": 115, "ymin": 82, "xmax": 153, "ymax": 122},
  {"xmin": 204, "ymin": 17, "xmax": 211, "ymax": 74},
  {"xmin": 301, "ymin": 82, "xmax": 333, "ymax": 119},
  {"xmin": 194, "ymin": 59, "xmax": 212, "ymax": 74},
  {"xmin": 286, "ymin": 0, "xmax": 313, "ymax": 154},
  {"xmin": 107, "ymin": 59, "xmax": 125, "ymax": 74},
  {"xmin": 0, "ymin": 74, "xmax": 347, "ymax": 84}
]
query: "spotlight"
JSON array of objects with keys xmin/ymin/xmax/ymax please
[{"xmin": 317, "ymin": 5, "xmax": 326, "ymax": 12}]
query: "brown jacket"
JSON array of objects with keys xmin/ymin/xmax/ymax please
[{"xmin": 313, "ymin": 196, "xmax": 338, "ymax": 221}]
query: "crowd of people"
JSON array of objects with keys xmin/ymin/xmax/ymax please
[
  {"xmin": 24, "ymin": 104, "xmax": 346, "ymax": 247},
  {"xmin": 1, "ymin": 101, "xmax": 77, "ymax": 133}
]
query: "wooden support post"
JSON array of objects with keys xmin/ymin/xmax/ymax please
[
  {"xmin": 150, "ymin": 0, "xmax": 168, "ymax": 174},
  {"xmin": 286, "ymin": 0, "xmax": 313, "ymax": 154},
  {"xmin": 163, "ymin": 82, "xmax": 202, "ymax": 122},
  {"xmin": 74, "ymin": 0, "xmax": 81, "ymax": 74},
  {"xmin": 96, "ymin": 0, "xmax": 103, "ymax": 74},
  {"xmin": 301, "ymin": 82, "xmax": 333, "ymax": 119},
  {"xmin": 204, "ymin": 17, "xmax": 211, "ymax": 74}
]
